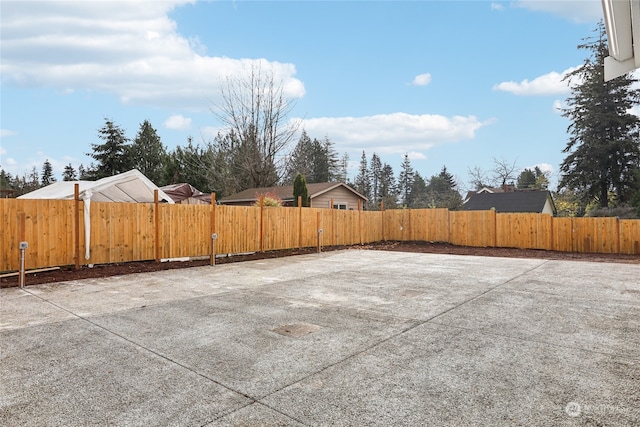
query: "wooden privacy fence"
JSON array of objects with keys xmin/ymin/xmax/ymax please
[{"xmin": 1, "ymin": 198, "xmax": 639, "ymax": 273}]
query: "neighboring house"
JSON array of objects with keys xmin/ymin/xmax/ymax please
[
  {"xmin": 463, "ymin": 184, "xmax": 517, "ymax": 204},
  {"xmin": 462, "ymin": 190, "xmax": 556, "ymax": 215},
  {"xmin": 220, "ymin": 182, "xmax": 368, "ymax": 210}
]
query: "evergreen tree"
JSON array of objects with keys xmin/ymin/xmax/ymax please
[
  {"xmin": 379, "ymin": 163, "xmax": 397, "ymax": 209},
  {"xmin": 0, "ymin": 169, "xmax": 15, "ymax": 197},
  {"xmin": 286, "ymin": 131, "xmax": 312, "ymax": 183},
  {"xmin": 41, "ymin": 159, "xmax": 56, "ymax": 186},
  {"xmin": 78, "ymin": 164, "xmax": 95, "ymax": 180},
  {"xmin": 309, "ymin": 136, "xmax": 339, "ymax": 183},
  {"xmin": 425, "ymin": 166, "xmax": 463, "ymax": 209},
  {"xmin": 559, "ymin": 21, "xmax": 640, "ymax": 208},
  {"xmin": 169, "ymin": 137, "xmax": 218, "ymax": 194},
  {"xmin": 130, "ymin": 120, "xmax": 168, "ymax": 185},
  {"xmin": 353, "ymin": 151, "xmax": 371, "ymax": 201},
  {"xmin": 409, "ymin": 172, "xmax": 429, "ymax": 208},
  {"xmin": 397, "ymin": 154, "xmax": 414, "ymax": 207},
  {"xmin": 337, "ymin": 152, "xmax": 349, "ymax": 183},
  {"xmin": 293, "ymin": 173, "xmax": 309, "ymax": 207},
  {"xmin": 25, "ymin": 166, "xmax": 40, "ymax": 193},
  {"xmin": 369, "ymin": 153, "xmax": 382, "ymax": 207},
  {"xmin": 517, "ymin": 168, "xmax": 537, "ymax": 189},
  {"xmin": 88, "ymin": 118, "xmax": 131, "ymax": 179},
  {"xmin": 533, "ymin": 166, "xmax": 550, "ymax": 190},
  {"xmin": 62, "ymin": 163, "xmax": 78, "ymax": 181}
]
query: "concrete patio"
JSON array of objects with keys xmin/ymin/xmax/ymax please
[{"xmin": 1, "ymin": 250, "xmax": 638, "ymax": 426}]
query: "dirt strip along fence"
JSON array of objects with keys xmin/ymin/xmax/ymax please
[{"xmin": 2, "ymin": 198, "xmax": 639, "ymax": 273}]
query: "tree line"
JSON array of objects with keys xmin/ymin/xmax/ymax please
[{"xmin": 1, "ymin": 22, "xmax": 639, "ymax": 216}]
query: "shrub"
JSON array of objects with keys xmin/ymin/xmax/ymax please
[{"xmin": 254, "ymin": 192, "xmax": 283, "ymax": 207}]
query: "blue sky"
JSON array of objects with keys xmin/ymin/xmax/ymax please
[{"xmin": 0, "ymin": 0, "xmax": 616, "ymax": 191}]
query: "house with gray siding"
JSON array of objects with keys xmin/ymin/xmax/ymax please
[{"xmin": 220, "ymin": 182, "xmax": 368, "ymax": 210}]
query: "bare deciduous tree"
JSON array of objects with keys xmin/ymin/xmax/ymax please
[
  {"xmin": 214, "ymin": 64, "xmax": 300, "ymax": 189},
  {"xmin": 491, "ymin": 157, "xmax": 519, "ymax": 189},
  {"xmin": 467, "ymin": 165, "xmax": 491, "ymax": 190}
]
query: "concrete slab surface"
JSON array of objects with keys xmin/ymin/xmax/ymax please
[{"xmin": 1, "ymin": 250, "xmax": 638, "ymax": 426}]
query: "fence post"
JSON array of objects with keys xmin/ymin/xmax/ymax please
[
  {"xmin": 570, "ymin": 217, "xmax": 575, "ymax": 253},
  {"xmin": 493, "ymin": 209, "xmax": 497, "ymax": 247},
  {"xmin": 381, "ymin": 201, "xmax": 385, "ymax": 241},
  {"xmin": 74, "ymin": 183, "xmax": 80, "ymax": 270},
  {"xmin": 298, "ymin": 196, "xmax": 302, "ymax": 250},
  {"xmin": 259, "ymin": 194, "xmax": 264, "ymax": 252},
  {"xmin": 615, "ymin": 217, "xmax": 621, "ymax": 254},
  {"xmin": 358, "ymin": 199, "xmax": 362, "ymax": 245},
  {"xmin": 330, "ymin": 198, "xmax": 335, "ymax": 246},
  {"xmin": 210, "ymin": 193, "xmax": 216, "ymax": 266},
  {"xmin": 548, "ymin": 215, "xmax": 554, "ymax": 251},
  {"xmin": 154, "ymin": 189, "xmax": 160, "ymax": 262},
  {"xmin": 317, "ymin": 211, "xmax": 322, "ymax": 253}
]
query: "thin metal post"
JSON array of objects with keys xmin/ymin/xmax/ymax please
[
  {"xmin": 19, "ymin": 241, "xmax": 28, "ymax": 289},
  {"xmin": 211, "ymin": 233, "xmax": 218, "ymax": 266}
]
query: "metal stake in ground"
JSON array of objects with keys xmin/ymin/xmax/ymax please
[
  {"xmin": 19, "ymin": 241, "xmax": 28, "ymax": 289},
  {"xmin": 211, "ymin": 233, "xmax": 218, "ymax": 266}
]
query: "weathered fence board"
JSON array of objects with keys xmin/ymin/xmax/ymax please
[
  {"xmin": 620, "ymin": 219, "xmax": 640, "ymax": 254},
  {"xmin": 496, "ymin": 213, "xmax": 553, "ymax": 250},
  {"xmin": 449, "ymin": 210, "xmax": 497, "ymax": 247},
  {"xmin": 571, "ymin": 217, "xmax": 619, "ymax": 254},
  {"xmin": 2, "ymin": 198, "xmax": 639, "ymax": 273}
]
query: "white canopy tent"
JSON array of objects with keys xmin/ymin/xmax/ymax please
[{"xmin": 19, "ymin": 169, "xmax": 174, "ymax": 259}]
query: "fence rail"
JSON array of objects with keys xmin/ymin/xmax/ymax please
[{"xmin": 1, "ymin": 198, "xmax": 639, "ymax": 273}]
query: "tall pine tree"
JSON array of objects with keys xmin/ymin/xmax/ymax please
[
  {"xmin": 62, "ymin": 163, "xmax": 77, "ymax": 181},
  {"xmin": 88, "ymin": 118, "xmax": 131, "ymax": 179},
  {"xmin": 41, "ymin": 159, "xmax": 56, "ymax": 186},
  {"xmin": 369, "ymin": 153, "xmax": 382, "ymax": 208},
  {"xmin": 130, "ymin": 120, "xmax": 168, "ymax": 185},
  {"xmin": 353, "ymin": 151, "xmax": 371, "ymax": 201},
  {"xmin": 559, "ymin": 22, "xmax": 640, "ymax": 208},
  {"xmin": 379, "ymin": 163, "xmax": 397, "ymax": 209},
  {"xmin": 397, "ymin": 154, "xmax": 414, "ymax": 207}
]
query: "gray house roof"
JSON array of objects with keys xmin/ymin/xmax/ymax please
[{"xmin": 462, "ymin": 191, "xmax": 556, "ymax": 214}]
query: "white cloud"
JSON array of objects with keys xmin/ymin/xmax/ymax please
[
  {"xmin": 4, "ymin": 157, "xmax": 17, "ymax": 168},
  {"xmin": 491, "ymin": 2, "xmax": 505, "ymax": 12},
  {"xmin": 0, "ymin": 129, "xmax": 17, "ymax": 138},
  {"xmin": 630, "ymin": 105, "xmax": 640, "ymax": 118},
  {"xmin": 0, "ymin": 1, "xmax": 305, "ymax": 110},
  {"xmin": 406, "ymin": 151, "xmax": 427, "ymax": 160},
  {"xmin": 513, "ymin": 1, "xmax": 602, "ymax": 23},
  {"xmin": 552, "ymin": 99, "xmax": 565, "ymax": 114},
  {"xmin": 164, "ymin": 114, "xmax": 192, "ymax": 130},
  {"xmin": 297, "ymin": 112, "xmax": 489, "ymax": 158},
  {"xmin": 524, "ymin": 163, "xmax": 554, "ymax": 176},
  {"xmin": 411, "ymin": 73, "xmax": 432, "ymax": 86},
  {"xmin": 493, "ymin": 66, "xmax": 580, "ymax": 96}
]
